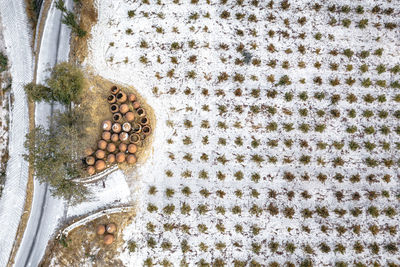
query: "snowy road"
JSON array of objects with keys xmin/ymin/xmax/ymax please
[
  {"xmin": 1, "ymin": 1, "xmax": 133, "ymax": 265},
  {"xmin": 0, "ymin": 1, "xmax": 33, "ymax": 265},
  {"xmin": 13, "ymin": 1, "xmax": 72, "ymax": 266}
]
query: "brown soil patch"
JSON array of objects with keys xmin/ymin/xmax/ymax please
[
  {"xmin": 81, "ymin": 72, "xmax": 156, "ymax": 174},
  {"xmin": 70, "ymin": 0, "xmax": 98, "ymax": 64},
  {"xmin": 40, "ymin": 209, "xmax": 136, "ymax": 267}
]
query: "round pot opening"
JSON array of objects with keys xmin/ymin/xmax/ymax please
[
  {"xmin": 142, "ymin": 126, "xmax": 151, "ymax": 134},
  {"xmin": 113, "ymin": 114, "xmax": 121, "ymax": 121},
  {"xmin": 130, "ymin": 134, "xmax": 140, "ymax": 143},
  {"xmin": 110, "ymin": 104, "xmax": 118, "ymax": 112},
  {"xmin": 107, "ymin": 95, "xmax": 115, "ymax": 101},
  {"xmin": 133, "ymin": 123, "xmax": 141, "ymax": 133},
  {"xmin": 137, "ymin": 108, "xmax": 145, "ymax": 116},
  {"xmin": 141, "ymin": 117, "xmax": 148, "ymax": 124},
  {"xmin": 116, "ymin": 93, "xmax": 123, "ymax": 99},
  {"xmin": 111, "ymin": 86, "xmax": 118, "ymax": 94}
]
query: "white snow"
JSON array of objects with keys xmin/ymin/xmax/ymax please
[
  {"xmin": 0, "ymin": 0, "xmax": 33, "ymax": 265},
  {"xmin": 86, "ymin": 0, "xmax": 400, "ymax": 266},
  {"xmin": 14, "ymin": 1, "xmax": 132, "ymax": 266}
]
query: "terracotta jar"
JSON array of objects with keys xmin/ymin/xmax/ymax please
[
  {"xmin": 102, "ymin": 120, "xmax": 112, "ymax": 131},
  {"xmin": 112, "ymin": 123, "xmax": 122, "ymax": 133},
  {"xmin": 127, "ymin": 154, "xmax": 137, "ymax": 164},
  {"xmin": 116, "ymin": 92, "xmax": 127, "ymax": 103},
  {"xmin": 132, "ymin": 101, "xmax": 140, "ymax": 109},
  {"xmin": 95, "ymin": 160, "xmax": 106, "ymax": 171},
  {"xmin": 136, "ymin": 108, "xmax": 145, "ymax": 117},
  {"xmin": 128, "ymin": 93, "xmax": 136, "ymax": 102},
  {"xmin": 113, "ymin": 113, "xmax": 122, "ymax": 123},
  {"xmin": 132, "ymin": 123, "xmax": 142, "ymax": 133},
  {"xmin": 140, "ymin": 117, "xmax": 149, "ymax": 125},
  {"xmin": 122, "ymin": 122, "xmax": 131, "ymax": 132},
  {"xmin": 102, "ymin": 131, "xmax": 111, "ymax": 141},
  {"xmin": 107, "ymin": 154, "xmax": 116, "ymax": 163},
  {"xmin": 103, "ymin": 234, "xmax": 114, "ymax": 245},
  {"xmin": 98, "ymin": 140, "xmax": 107, "ymax": 150},
  {"xmin": 116, "ymin": 152, "xmax": 126, "ymax": 163},
  {"xmin": 128, "ymin": 144, "xmax": 137, "ymax": 153},
  {"xmin": 142, "ymin": 125, "xmax": 151, "ymax": 135},
  {"xmin": 111, "ymin": 133, "xmax": 119, "ymax": 143},
  {"xmin": 107, "ymin": 94, "xmax": 116, "ymax": 104},
  {"xmin": 119, "ymin": 132, "xmax": 129, "ymax": 142},
  {"xmin": 119, "ymin": 104, "xmax": 129, "ymax": 114},
  {"xmin": 107, "ymin": 143, "xmax": 116, "ymax": 153},
  {"xmin": 110, "ymin": 104, "xmax": 119, "ymax": 113},
  {"xmin": 96, "ymin": 225, "xmax": 105, "ymax": 235},
  {"xmin": 124, "ymin": 112, "xmax": 135, "ymax": 122},
  {"xmin": 129, "ymin": 133, "xmax": 141, "ymax": 144},
  {"xmin": 118, "ymin": 143, "xmax": 127, "ymax": 152},
  {"xmin": 106, "ymin": 223, "xmax": 117, "ymax": 233},
  {"xmin": 110, "ymin": 86, "xmax": 119, "ymax": 95},
  {"xmin": 95, "ymin": 150, "xmax": 106, "ymax": 159},
  {"xmin": 84, "ymin": 147, "xmax": 94, "ymax": 157},
  {"xmin": 86, "ymin": 156, "xmax": 95, "ymax": 166},
  {"xmin": 87, "ymin": 166, "xmax": 95, "ymax": 175}
]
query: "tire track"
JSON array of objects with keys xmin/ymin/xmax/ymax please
[{"xmin": 0, "ymin": 0, "xmax": 33, "ymax": 265}]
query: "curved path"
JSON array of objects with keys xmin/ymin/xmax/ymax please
[
  {"xmin": 0, "ymin": 1, "xmax": 33, "ymax": 265},
  {"xmin": 13, "ymin": 1, "xmax": 72, "ymax": 266}
]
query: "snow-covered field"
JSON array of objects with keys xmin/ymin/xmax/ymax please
[
  {"xmin": 0, "ymin": 20, "xmax": 10, "ymax": 198},
  {"xmin": 87, "ymin": 0, "xmax": 399, "ymax": 266}
]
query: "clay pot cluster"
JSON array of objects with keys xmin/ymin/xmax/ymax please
[
  {"xmin": 96, "ymin": 223, "xmax": 116, "ymax": 245},
  {"xmin": 85, "ymin": 86, "xmax": 152, "ymax": 175}
]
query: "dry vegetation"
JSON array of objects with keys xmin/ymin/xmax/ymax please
[
  {"xmin": 41, "ymin": 209, "xmax": 136, "ymax": 266},
  {"xmin": 82, "ymin": 73, "xmax": 156, "ymax": 169}
]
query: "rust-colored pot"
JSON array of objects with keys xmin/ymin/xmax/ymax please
[
  {"xmin": 95, "ymin": 150, "xmax": 106, "ymax": 159},
  {"xmin": 107, "ymin": 153, "xmax": 116, "ymax": 163},
  {"xmin": 98, "ymin": 140, "xmax": 107, "ymax": 150},
  {"xmin": 128, "ymin": 94, "xmax": 136, "ymax": 102},
  {"xmin": 128, "ymin": 144, "xmax": 137, "ymax": 153},
  {"xmin": 86, "ymin": 156, "xmax": 95, "ymax": 166},
  {"xmin": 112, "ymin": 123, "xmax": 122, "ymax": 133},
  {"xmin": 118, "ymin": 143, "xmax": 127, "ymax": 152},
  {"xmin": 96, "ymin": 225, "xmax": 106, "ymax": 235},
  {"xmin": 132, "ymin": 123, "xmax": 142, "ymax": 133},
  {"xmin": 136, "ymin": 108, "xmax": 146, "ymax": 117},
  {"xmin": 124, "ymin": 112, "xmax": 135, "ymax": 122},
  {"xmin": 122, "ymin": 122, "xmax": 131, "ymax": 132},
  {"xmin": 111, "ymin": 133, "xmax": 119, "ymax": 142},
  {"xmin": 110, "ymin": 104, "xmax": 119, "ymax": 113},
  {"xmin": 116, "ymin": 92, "xmax": 127, "ymax": 103},
  {"xmin": 132, "ymin": 101, "xmax": 140, "ymax": 109},
  {"xmin": 129, "ymin": 133, "xmax": 141, "ymax": 144},
  {"xmin": 102, "ymin": 131, "xmax": 111, "ymax": 141},
  {"xmin": 113, "ymin": 113, "xmax": 122, "ymax": 123},
  {"xmin": 104, "ymin": 234, "xmax": 114, "ymax": 245},
  {"xmin": 116, "ymin": 152, "xmax": 126, "ymax": 163},
  {"xmin": 140, "ymin": 117, "xmax": 149, "ymax": 125},
  {"xmin": 106, "ymin": 223, "xmax": 117, "ymax": 233},
  {"xmin": 107, "ymin": 94, "xmax": 116, "ymax": 104},
  {"xmin": 110, "ymin": 86, "xmax": 119, "ymax": 95},
  {"xmin": 84, "ymin": 147, "xmax": 94, "ymax": 157},
  {"xmin": 119, "ymin": 132, "xmax": 129, "ymax": 142},
  {"xmin": 102, "ymin": 120, "xmax": 112, "ymax": 131},
  {"xmin": 142, "ymin": 125, "xmax": 151, "ymax": 135},
  {"xmin": 95, "ymin": 160, "xmax": 106, "ymax": 171},
  {"xmin": 119, "ymin": 104, "xmax": 129, "ymax": 114},
  {"xmin": 127, "ymin": 154, "xmax": 137, "ymax": 164},
  {"xmin": 87, "ymin": 166, "xmax": 95, "ymax": 175},
  {"xmin": 107, "ymin": 143, "xmax": 116, "ymax": 153}
]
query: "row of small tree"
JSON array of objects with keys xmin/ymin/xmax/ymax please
[{"xmin": 25, "ymin": 62, "xmax": 91, "ymax": 204}]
